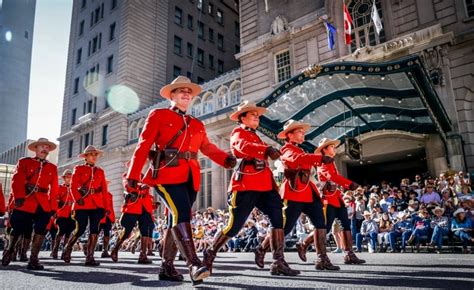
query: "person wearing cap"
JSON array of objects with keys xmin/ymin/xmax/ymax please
[
  {"xmin": 2, "ymin": 138, "xmax": 59, "ymax": 270},
  {"xmin": 98, "ymin": 181, "xmax": 115, "ymax": 259},
  {"xmin": 451, "ymin": 208, "xmax": 474, "ymax": 253},
  {"xmin": 388, "ymin": 211, "xmax": 413, "ymax": 253},
  {"xmin": 429, "ymin": 206, "xmax": 449, "ymax": 253},
  {"xmin": 50, "ymin": 169, "xmax": 76, "ymax": 259},
  {"xmin": 126, "ymin": 76, "xmax": 236, "ymax": 285},
  {"xmin": 252, "ymin": 120, "xmax": 338, "ymax": 271},
  {"xmin": 203, "ymin": 101, "xmax": 300, "ymax": 276},
  {"xmin": 62, "ymin": 145, "xmax": 111, "ymax": 266},
  {"xmin": 355, "ymin": 211, "xmax": 378, "ymax": 253}
]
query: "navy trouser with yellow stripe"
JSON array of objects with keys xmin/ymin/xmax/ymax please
[
  {"xmin": 154, "ymin": 177, "xmax": 198, "ymax": 228},
  {"xmin": 282, "ymin": 190, "xmax": 326, "ymax": 236},
  {"xmin": 222, "ymin": 190, "xmax": 283, "ymax": 237}
]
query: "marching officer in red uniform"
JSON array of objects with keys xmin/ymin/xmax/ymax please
[
  {"xmin": 2, "ymin": 138, "xmax": 59, "ymax": 270},
  {"xmin": 0, "ymin": 184, "xmax": 5, "ymax": 217},
  {"xmin": 203, "ymin": 101, "xmax": 300, "ymax": 276},
  {"xmin": 99, "ymin": 181, "xmax": 115, "ymax": 258},
  {"xmin": 253, "ymin": 120, "xmax": 339, "ymax": 270},
  {"xmin": 110, "ymin": 170, "xmax": 154, "ymax": 264},
  {"xmin": 297, "ymin": 138, "xmax": 365, "ymax": 264},
  {"xmin": 126, "ymin": 76, "xmax": 236, "ymax": 285},
  {"xmin": 51, "ymin": 170, "xmax": 76, "ymax": 259},
  {"xmin": 62, "ymin": 145, "xmax": 110, "ymax": 266}
]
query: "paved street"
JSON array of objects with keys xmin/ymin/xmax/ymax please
[{"xmin": 1, "ymin": 251, "xmax": 473, "ymax": 289}]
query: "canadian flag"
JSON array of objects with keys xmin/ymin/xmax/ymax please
[{"xmin": 343, "ymin": 1, "xmax": 353, "ymax": 45}]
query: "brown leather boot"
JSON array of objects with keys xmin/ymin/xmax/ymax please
[
  {"xmin": 19, "ymin": 238, "xmax": 31, "ymax": 262},
  {"xmin": 147, "ymin": 237, "xmax": 155, "ymax": 256},
  {"xmin": 27, "ymin": 234, "xmax": 45, "ymax": 270},
  {"xmin": 2, "ymin": 234, "xmax": 21, "ymax": 266},
  {"xmin": 171, "ymin": 223, "xmax": 210, "ymax": 285},
  {"xmin": 296, "ymin": 233, "xmax": 314, "ymax": 262},
  {"xmin": 138, "ymin": 237, "xmax": 152, "ymax": 264},
  {"xmin": 342, "ymin": 231, "xmax": 366, "ymax": 264},
  {"xmin": 12, "ymin": 237, "xmax": 20, "ymax": 262},
  {"xmin": 254, "ymin": 233, "xmax": 270, "ymax": 268},
  {"xmin": 101, "ymin": 236, "xmax": 110, "ymax": 258},
  {"xmin": 314, "ymin": 229, "xmax": 340, "ymax": 270},
  {"xmin": 159, "ymin": 229, "xmax": 184, "ymax": 281},
  {"xmin": 60, "ymin": 233, "xmax": 70, "ymax": 260},
  {"xmin": 62, "ymin": 234, "xmax": 79, "ymax": 263},
  {"xmin": 269, "ymin": 229, "xmax": 300, "ymax": 276},
  {"xmin": 51, "ymin": 235, "xmax": 62, "ymax": 259},
  {"xmin": 84, "ymin": 234, "xmax": 100, "ymax": 266},
  {"xmin": 111, "ymin": 230, "xmax": 128, "ymax": 262},
  {"xmin": 203, "ymin": 231, "xmax": 231, "ymax": 273}
]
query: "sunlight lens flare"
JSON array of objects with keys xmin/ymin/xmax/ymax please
[{"xmin": 106, "ymin": 85, "xmax": 140, "ymax": 114}]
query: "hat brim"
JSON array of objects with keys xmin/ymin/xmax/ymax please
[
  {"xmin": 79, "ymin": 149, "xmax": 104, "ymax": 159},
  {"xmin": 315, "ymin": 139, "xmax": 341, "ymax": 154},
  {"xmin": 432, "ymin": 208, "xmax": 445, "ymax": 214},
  {"xmin": 229, "ymin": 107, "xmax": 267, "ymax": 122},
  {"xmin": 28, "ymin": 141, "xmax": 57, "ymax": 152},
  {"xmin": 277, "ymin": 123, "xmax": 311, "ymax": 139},
  {"xmin": 160, "ymin": 82, "xmax": 202, "ymax": 99}
]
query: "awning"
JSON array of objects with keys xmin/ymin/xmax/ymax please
[{"xmin": 256, "ymin": 55, "xmax": 452, "ymax": 151}]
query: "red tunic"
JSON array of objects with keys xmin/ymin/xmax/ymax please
[
  {"xmin": 11, "ymin": 157, "xmax": 59, "ymax": 214},
  {"xmin": 121, "ymin": 173, "xmax": 154, "ymax": 215},
  {"xmin": 0, "ymin": 186, "xmax": 5, "ymax": 214},
  {"xmin": 71, "ymin": 163, "xmax": 109, "ymax": 211},
  {"xmin": 56, "ymin": 184, "xmax": 74, "ymax": 218},
  {"xmin": 280, "ymin": 143, "xmax": 324, "ymax": 203},
  {"xmin": 100, "ymin": 191, "xmax": 115, "ymax": 223},
  {"xmin": 317, "ymin": 162, "xmax": 353, "ymax": 208},
  {"xmin": 127, "ymin": 108, "xmax": 228, "ymax": 191},
  {"xmin": 229, "ymin": 127, "xmax": 276, "ymax": 192}
]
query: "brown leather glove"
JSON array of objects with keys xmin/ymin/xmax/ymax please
[
  {"xmin": 265, "ymin": 146, "xmax": 281, "ymax": 160},
  {"xmin": 321, "ymin": 155, "xmax": 334, "ymax": 164},
  {"xmin": 77, "ymin": 198, "xmax": 85, "ymax": 206},
  {"xmin": 126, "ymin": 179, "xmax": 139, "ymax": 193},
  {"xmin": 224, "ymin": 155, "xmax": 237, "ymax": 168}
]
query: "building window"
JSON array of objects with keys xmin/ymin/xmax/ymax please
[
  {"xmin": 197, "ymin": 77, "xmax": 204, "ymax": 84},
  {"xmin": 79, "ymin": 20, "xmax": 85, "ymax": 36},
  {"xmin": 175, "ymin": 7, "xmax": 183, "ymax": 25},
  {"xmin": 187, "ymin": 71, "xmax": 193, "ymax": 79},
  {"xmin": 68, "ymin": 140, "xmax": 74, "ymax": 159},
  {"xmin": 81, "ymin": 0, "xmax": 86, "ymax": 9},
  {"xmin": 208, "ymin": 2, "xmax": 214, "ymax": 15},
  {"xmin": 217, "ymin": 34, "xmax": 224, "ymax": 50},
  {"xmin": 208, "ymin": 54, "xmax": 214, "ymax": 69},
  {"xmin": 92, "ymin": 35, "xmax": 99, "ymax": 54},
  {"xmin": 197, "ymin": 0, "xmax": 203, "ymax": 10},
  {"xmin": 203, "ymin": 94, "xmax": 214, "ymax": 114},
  {"xmin": 198, "ymin": 21, "xmax": 205, "ymax": 39},
  {"xmin": 98, "ymin": 33, "xmax": 102, "ymax": 49},
  {"xmin": 348, "ymin": 0, "xmax": 385, "ymax": 52},
  {"xmin": 111, "ymin": 0, "xmax": 117, "ymax": 10},
  {"xmin": 107, "ymin": 55, "xmax": 114, "ymax": 74},
  {"xmin": 466, "ymin": 0, "xmax": 474, "ymax": 17},
  {"xmin": 217, "ymin": 87, "xmax": 229, "ymax": 108},
  {"xmin": 229, "ymin": 82, "xmax": 241, "ymax": 104},
  {"xmin": 76, "ymin": 48, "xmax": 82, "ymax": 65},
  {"xmin": 84, "ymin": 132, "xmax": 90, "ymax": 147},
  {"xmin": 95, "ymin": 6, "xmax": 100, "ymax": 23},
  {"xmin": 235, "ymin": 45, "xmax": 240, "ymax": 54},
  {"xmin": 174, "ymin": 36, "xmax": 182, "ymax": 55},
  {"xmin": 71, "ymin": 108, "xmax": 77, "ymax": 125},
  {"xmin": 208, "ymin": 28, "xmax": 214, "ymax": 42},
  {"xmin": 90, "ymin": 11, "xmax": 94, "ymax": 27},
  {"xmin": 73, "ymin": 77, "xmax": 79, "ymax": 94},
  {"xmin": 187, "ymin": 14, "xmax": 193, "ymax": 30},
  {"xmin": 197, "ymin": 48, "xmax": 204, "ymax": 66},
  {"xmin": 173, "ymin": 65, "xmax": 182, "ymax": 78},
  {"xmin": 199, "ymin": 158, "xmax": 212, "ymax": 209},
  {"xmin": 109, "ymin": 22, "xmax": 116, "ymax": 41},
  {"xmin": 217, "ymin": 9, "xmax": 223, "ymax": 24},
  {"xmin": 234, "ymin": 21, "xmax": 240, "ymax": 36},
  {"xmin": 87, "ymin": 99, "xmax": 93, "ymax": 113},
  {"xmin": 275, "ymin": 50, "xmax": 291, "ymax": 83},
  {"xmin": 100, "ymin": 3, "xmax": 104, "ymax": 19},
  {"xmin": 191, "ymin": 98, "xmax": 202, "ymax": 116},
  {"xmin": 187, "ymin": 42, "xmax": 194, "ymax": 58},
  {"xmin": 217, "ymin": 59, "xmax": 223, "ymax": 74},
  {"xmin": 101, "ymin": 124, "xmax": 108, "ymax": 146}
]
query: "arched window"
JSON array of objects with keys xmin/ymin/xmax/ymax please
[
  {"xmin": 129, "ymin": 121, "xmax": 138, "ymax": 140},
  {"xmin": 137, "ymin": 118, "xmax": 145, "ymax": 136},
  {"xmin": 216, "ymin": 86, "xmax": 229, "ymax": 109},
  {"xmin": 229, "ymin": 81, "xmax": 241, "ymax": 105},
  {"xmin": 202, "ymin": 92, "xmax": 214, "ymax": 114},
  {"xmin": 191, "ymin": 98, "xmax": 202, "ymax": 116},
  {"xmin": 348, "ymin": 0, "xmax": 385, "ymax": 52}
]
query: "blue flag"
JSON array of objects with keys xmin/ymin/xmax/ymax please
[{"xmin": 324, "ymin": 20, "xmax": 337, "ymax": 50}]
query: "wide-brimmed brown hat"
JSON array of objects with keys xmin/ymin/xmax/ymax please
[
  {"xmin": 277, "ymin": 119, "xmax": 311, "ymax": 139},
  {"xmin": 229, "ymin": 100, "xmax": 267, "ymax": 122},
  {"xmin": 159, "ymin": 76, "xmax": 202, "ymax": 99},
  {"xmin": 62, "ymin": 169, "xmax": 72, "ymax": 176},
  {"xmin": 28, "ymin": 138, "xmax": 57, "ymax": 151},
  {"xmin": 79, "ymin": 145, "xmax": 103, "ymax": 158},
  {"xmin": 314, "ymin": 137, "xmax": 341, "ymax": 154}
]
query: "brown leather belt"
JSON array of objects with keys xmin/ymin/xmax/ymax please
[
  {"xmin": 177, "ymin": 151, "xmax": 198, "ymax": 160},
  {"xmin": 25, "ymin": 183, "xmax": 48, "ymax": 193},
  {"xmin": 88, "ymin": 187, "xmax": 102, "ymax": 194}
]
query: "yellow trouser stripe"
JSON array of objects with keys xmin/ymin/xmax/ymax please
[
  {"xmin": 157, "ymin": 185, "xmax": 179, "ymax": 227},
  {"xmin": 71, "ymin": 210, "xmax": 79, "ymax": 236},
  {"xmin": 222, "ymin": 191, "xmax": 238, "ymax": 235},
  {"xmin": 282, "ymin": 199, "xmax": 288, "ymax": 228},
  {"xmin": 323, "ymin": 204, "xmax": 327, "ymax": 224}
]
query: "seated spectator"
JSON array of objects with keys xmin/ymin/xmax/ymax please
[
  {"xmin": 377, "ymin": 212, "xmax": 393, "ymax": 252},
  {"xmin": 388, "ymin": 205, "xmax": 398, "ymax": 222},
  {"xmin": 388, "ymin": 211, "xmax": 413, "ymax": 253},
  {"xmin": 407, "ymin": 200, "xmax": 419, "ymax": 214},
  {"xmin": 356, "ymin": 211, "xmax": 378, "ymax": 253},
  {"xmin": 241, "ymin": 219, "xmax": 259, "ymax": 252},
  {"xmin": 407, "ymin": 209, "xmax": 431, "ymax": 252},
  {"xmin": 451, "ymin": 208, "xmax": 474, "ymax": 254},
  {"xmin": 393, "ymin": 190, "xmax": 408, "ymax": 212},
  {"xmin": 419, "ymin": 184, "xmax": 441, "ymax": 209},
  {"xmin": 429, "ymin": 206, "xmax": 449, "ymax": 254}
]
